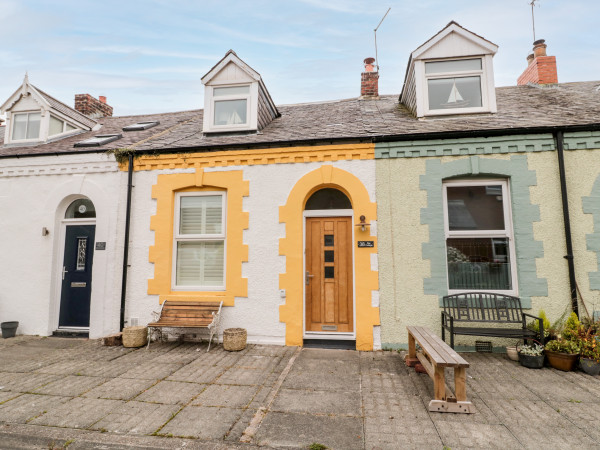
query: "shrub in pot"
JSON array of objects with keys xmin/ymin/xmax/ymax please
[
  {"xmin": 578, "ymin": 327, "xmax": 600, "ymax": 376},
  {"xmin": 544, "ymin": 338, "xmax": 580, "ymax": 372}
]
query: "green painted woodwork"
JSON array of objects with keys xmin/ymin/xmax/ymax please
[{"xmin": 375, "ymin": 131, "xmax": 600, "ymax": 159}]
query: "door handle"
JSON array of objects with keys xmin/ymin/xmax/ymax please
[
  {"xmin": 62, "ymin": 266, "xmax": 68, "ymax": 280},
  {"xmin": 305, "ymin": 271, "xmax": 315, "ymax": 285}
]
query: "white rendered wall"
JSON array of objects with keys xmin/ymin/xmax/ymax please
[
  {"xmin": 125, "ymin": 159, "xmax": 377, "ymax": 346},
  {"xmin": 0, "ymin": 153, "xmax": 124, "ymax": 338}
]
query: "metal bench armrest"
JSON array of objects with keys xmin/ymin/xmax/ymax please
[{"xmin": 522, "ymin": 312, "xmax": 544, "ymax": 342}]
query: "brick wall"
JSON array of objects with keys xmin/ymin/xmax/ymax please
[
  {"xmin": 74, "ymin": 94, "xmax": 113, "ymax": 118},
  {"xmin": 517, "ymin": 56, "xmax": 558, "ymax": 86},
  {"xmin": 361, "ymin": 72, "xmax": 379, "ymax": 98}
]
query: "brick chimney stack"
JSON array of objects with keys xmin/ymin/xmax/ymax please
[
  {"xmin": 517, "ymin": 39, "xmax": 558, "ymax": 86},
  {"xmin": 74, "ymin": 94, "xmax": 113, "ymax": 118},
  {"xmin": 360, "ymin": 57, "xmax": 379, "ymax": 98}
]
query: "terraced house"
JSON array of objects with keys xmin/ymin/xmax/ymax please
[{"xmin": 1, "ymin": 22, "xmax": 599, "ymax": 351}]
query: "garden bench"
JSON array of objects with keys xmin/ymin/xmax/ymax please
[
  {"xmin": 147, "ymin": 300, "xmax": 223, "ymax": 351},
  {"xmin": 407, "ymin": 326, "xmax": 473, "ymax": 413},
  {"xmin": 441, "ymin": 292, "xmax": 543, "ymax": 349}
]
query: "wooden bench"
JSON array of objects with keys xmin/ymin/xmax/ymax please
[
  {"xmin": 407, "ymin": 326, "xmax": 473, "ymax": 414},
  {"xmin": 441, "ymin": 292, "xmax": 543, "ymax": 349},
  {"xmin": 147, "ymin": 301, "xmax": 223, "ymax": 352}
]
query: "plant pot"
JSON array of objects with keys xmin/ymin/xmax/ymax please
[
  {"xmin": 518, "ymin": 353, "xmax": 544, "ymax": 369},
  {"xmin": 580, "ymin": 358, "xmax": 600, "ymax": 376},
  {"xmin": 506, "ymin": 346, "xmax": 519, "ymax": 361},
  {"xmin": 1, "ymin": 321, "xmax": 19, "ymax": 338},
  {"xmin": 223, "ymin": 328, "xmax": 247, "ymax": 351},
  {"xmin": 545, "ymin": 350, "xmax": 578, "ymax": 372}
]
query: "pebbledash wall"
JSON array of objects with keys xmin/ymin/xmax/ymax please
[
  {"xmin": 375, "ymin": 131, "xmax": 600, "ymax": 349},
  {"xmin": 0, "ymin": 152, "xmax": 124, "ymax": 338},
  {"xmin": 123, "ymin": 144, "xmax": 381, "ymax": 350}
]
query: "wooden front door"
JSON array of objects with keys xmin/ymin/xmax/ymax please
[{"xmin": 305, "ymin": 217, "xmax": 353, "ymax": 333}]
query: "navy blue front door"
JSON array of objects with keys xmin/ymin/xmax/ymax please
[{"xmin": 59, "ymin": 225, "xmax": 95, "ymax": 328}]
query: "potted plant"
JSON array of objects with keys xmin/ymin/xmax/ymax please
[
  {"xmin": 527, "ymin": 309, "xmax": 551, "ymax": 343},
  {"xmin": 517, "ymin": 342, "xmax": 544, "ymax": 369},
  {"xmin": 544, "ymin": 338, "xmax": 580, "ymax": 371},
  {"xmin": 506, "ymin": 343, "xmax": 519, "ymax": 361},
  {"xmin": 578, "ymin": 325, "xmax": 600, "ymax": 376},
  {"xmin": 1, "ymin": 321, "xmax": 19, "ymax": 338}
]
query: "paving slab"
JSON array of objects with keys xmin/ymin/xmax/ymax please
[
  {"xmin": 136, "ymin": 380, "xmax": 206, "ymax": 405},
  {"xmin": 270, "ymin": 388, "xmax": 361, "ymax": 416},
  {"xmin": 363, "ymin": 391, "xmax": 429, "ymax": 423},
  {"xmin": 30, "ymin": 397, "xmax": 123, "ymax": 429},
  {"xmin": 167, "ymin": 362, "xmax": 227, "ymax": 383},
  {"xmin": 548, "ymin": 400, "xmax": 600, "ymax": 442},
  {"xmin": 245, "ymin": 344, "xmax": 296, "ymax": 357},
  {"xmin": 300, "ymin": 348, "xmax": 359, "ymax": 361},
  {"xmin": 90, "ymin": 401, "xmax": 181, "ymax": 435},
  {"xmin": 233, "ymin": 355, "xmax": 281, "ymax": 371},
  {"xmin": 255, "ymin": 411, "xmax": 364, "ymax": 450},
  {"xmin": 0, "ymin": 372, "xmax": 61, "ymax": 393},
  {"xmin": 119, "ymin": 362, "xmax": 183, "ymax": 380},
  {"xmin": 436, "ymin": 421, "xmax": 522, "ymax": 449},
  {"xmin": 33, "ymin": 375, "xmax": 107, "ymax": 397},
  {"xmin": 192, "ymin": 384, "xmax": 260, "ymax": 408},
  {"xmin": 0, "ymin": 393, "xmax": 71, "ymax": 423},
  {"xmin": 0, "ymin": 391, "xmax": 21, "ymax": 404},
  {"xmin": 217, "ymin": 367, "xmax": 272, "ymax": 386},
  {"xmin": 159, "ymin": 405, "xmax": 244, "ymax": 439},
  {"xmin": 282, "ymin": 364, "xmax": 361, "ymax": 391},
  {"xmin": 33, "ymin": 359, "xmax": 93, "ymax": 376},
  {"xmin": 364, "ymin": 418, "xmax": 443, "ymax": 449},
  {"xmin": 83, "ymin": 377, "xmax": 158, "ymax": 400}
]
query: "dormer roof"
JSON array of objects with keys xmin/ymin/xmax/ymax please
[{"xmin": 400, "ymin": 21, "xmax": 499, "ymax": 118}]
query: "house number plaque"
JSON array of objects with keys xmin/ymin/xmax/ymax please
[
  {"xmin": 95, "ymin": 242, "xmax": 106, "ymax": 250},
  {"xmin": 358, "ymin": 241, "xmax": 374, "ymax": 248}
]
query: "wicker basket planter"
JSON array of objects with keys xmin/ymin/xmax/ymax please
[
  {"xmin": 223, "ymin": 328, "xmax": 247, "ymax": 351},
  {"xmin": 122, "ymin": 326, "xmax": 148, "ymax": 348}
]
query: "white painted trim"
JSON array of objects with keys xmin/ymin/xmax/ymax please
[
  {"xmin": 412, "ymin": 23, "xmax": 498, "ymax": 60},
  {"xmin": 201, "ymin": 52, "xmax": 261, "ymax": 84},
  {"xmin": 171, "ymin": 191, "xmax": 227, "ymax": 291},
  {"xmin": 442, "ymin": 179, "xmax": 518, "ymax": 296},
  {"xmin": 302, "ymin": 210, "xmax": 356, "ymax": 341}
]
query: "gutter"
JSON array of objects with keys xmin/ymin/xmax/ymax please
[
  {"xmin": 119, "ymin": 154, "xmax": 134, "ymax": 331},
  {"xmin": 554, "ymin": 131, "xmax": 579, "ymax": 317}
]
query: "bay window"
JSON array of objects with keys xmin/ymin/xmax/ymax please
[
  {"xmin": 443, "ymin": 180, "xmax": 516, "ymax": 294},
  {"xmin": 173, "ymin": 192, "xmax": 226, "ymax": 290}
]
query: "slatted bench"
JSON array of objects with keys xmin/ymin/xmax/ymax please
[
  {"xmin": 441, "ymin": 292, "xmax": 543, "ymax": 349},
  {"xmin": 407, "ymin": 326, "xmax": 473, "ymax": 414},
  {"xmin": 147, "ymin": 300, "xmax": 223, "ymax": 352}
]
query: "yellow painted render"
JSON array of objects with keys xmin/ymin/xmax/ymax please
[
  {"xmin": 121, "ymin": 143, "xmax": 374, "ymax": 172},
  {"xmin": 148, "ymin": 168, "xmax": 249, "ymax": 305},
  {"xmin": 279, "ymin": 165, "xmax": 380, "ymax": 350}
]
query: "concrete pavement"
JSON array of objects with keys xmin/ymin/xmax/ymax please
[{"xmin": 0, "ymin": 335, "xmax": 599, "ymax": 449}]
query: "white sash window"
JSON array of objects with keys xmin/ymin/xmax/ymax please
[{"xmin": 173, "ymin": 192, "xmax": 226, "ymax": 290}]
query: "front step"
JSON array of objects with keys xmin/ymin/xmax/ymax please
[
  {"xmin": 303, "ymin": 339, "xmax": 356, "ymax": 350},
  {"xmin": 52, "ymin": 330, "xmax": 89, "ymax": 338}
]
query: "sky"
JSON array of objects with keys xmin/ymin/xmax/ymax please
[{"xmin": 1, "ymin": 0, "xmax": 599, "ymax": 117}]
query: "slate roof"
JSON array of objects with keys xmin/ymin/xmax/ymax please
[
  {"xmin": 1, "ymin": 80, "xmax": 599, "ymax": 158},
  {"xmin": 34, "ymin": 85, "xmax": 98, "ymax": 129}
]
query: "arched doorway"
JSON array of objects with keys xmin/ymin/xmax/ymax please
[
  {"xmin": 58, "ymin": 198, "xmax": 96, "ymax": 329},
  {"xmin": 304, "ymin": 188, "xmax": 354, "ymax": 338}
]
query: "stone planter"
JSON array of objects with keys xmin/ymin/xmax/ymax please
[
  {"xmin": 518, "ymin": 352, "xmax": 544, "ymax": 369},
  {"xmin": 580, "ymin": 358, "xmax": 600, "ymax": 376},
  {"xmin": 223, "ymin": 328, "xmax": 247, "ymax": 351},
  {"xmin": 1, "ymin": 321, "xmax": 19, "ymax": 338},
  {"xmin": 545, "ymin": 350, "xmax": 578, "ymax": 372},
  {"xmin": 506, "ymin": 346, "xmax": 519, "ymax": 361}
]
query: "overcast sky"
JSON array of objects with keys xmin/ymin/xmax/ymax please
[{"xmin": 1, "ymin": 0, "xmax": 599, "ymax": 117}]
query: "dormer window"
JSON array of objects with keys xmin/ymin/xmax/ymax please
[
  {"xmin": 49, "ymin": 115, "xmax": 77, "ymax": 137},
  {"xmin": 213, "ymin": 85, "xmax": 250, "ymax": 127},
  {"xmin": 201, "ymin": 50, "xmax": 279, "ymax": 134},
  {"xmin": 425, "ymin": 58, "xmax": 483, "ymax": 111},
  {"xmin": 12, "ymin": 112, "xmax": 41, "ymax": 141},
  {"xmin": 399, "ymin": 22, "xmax": 498, "ymax": 118}
]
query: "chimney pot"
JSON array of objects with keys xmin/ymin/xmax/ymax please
[
  {"xmin": 99, "ymin": 96, "xmax": 107, "ymax": 104},
  {"xmin": 527, "ymin": 53, "xmax": 535, "ymax": 66},
  {"xmin": 360, "ymin": 57, "xmax": 379, "ymax": 98},
  {"xmin": 533, "ymin": 39, "xmax": 547, "ymax": 57},
  {"xmin": 363, "ymin": 57, "xmax": 376, "ymax": 73}
]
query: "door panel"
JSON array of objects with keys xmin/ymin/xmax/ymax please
[
  {"xmin": 305, "ymin": 217, "xmax": 353, "ymax": 333},
  {"xmin": 59, "ymin": 225, "xmax": 95, "ymax": 328}
]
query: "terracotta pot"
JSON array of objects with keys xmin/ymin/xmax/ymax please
[
  {"xmin": 545, "ymin": 350, "xmax": 578, "ymax": 372},
  {"xmin": 580, "ymin": 358, "xmax": 600, "ymax": 376}
]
